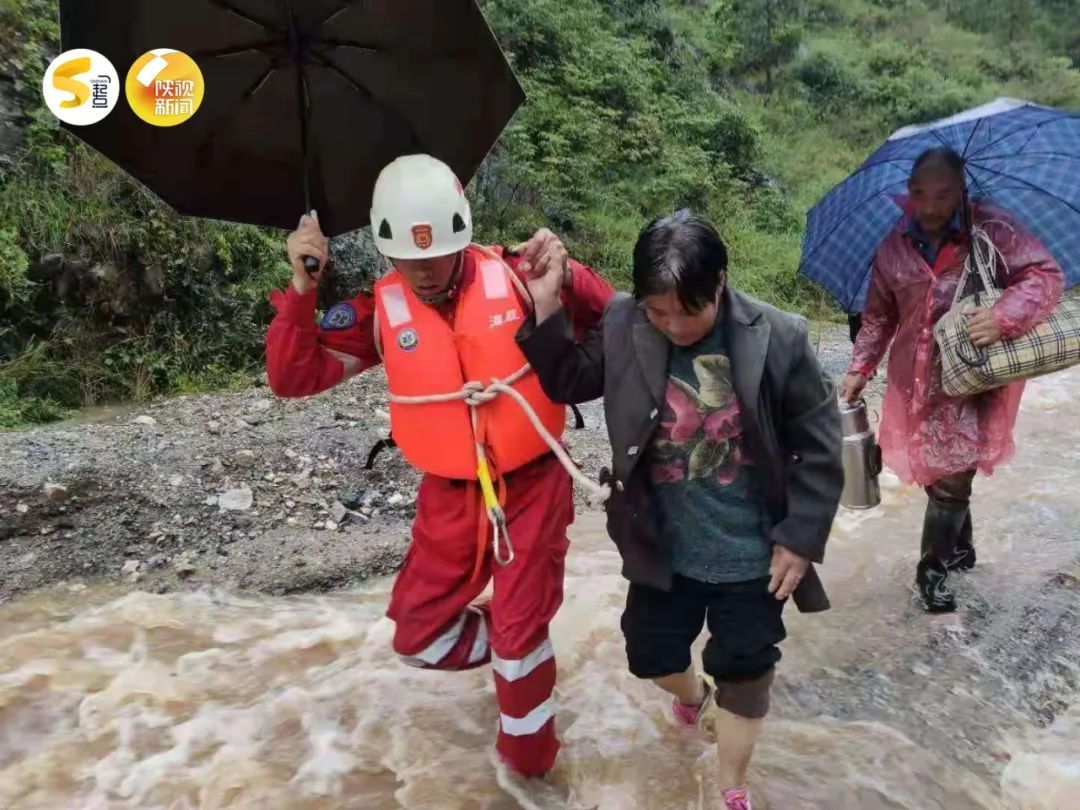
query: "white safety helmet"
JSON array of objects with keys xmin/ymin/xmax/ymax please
[{"xmin": 369, "ymin": 154, "xmax": 473, "ymax": 260}]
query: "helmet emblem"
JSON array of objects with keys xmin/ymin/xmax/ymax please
[{"xmin": 412, "ymin": 224, "xmax": 433, "ymax": 250}]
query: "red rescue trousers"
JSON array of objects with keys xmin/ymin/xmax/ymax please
[{"xmin": 386, "ymin": 452, "xmax": 573, "ymax": 777}]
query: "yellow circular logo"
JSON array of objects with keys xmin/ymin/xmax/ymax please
[
  {"xmin": 125, "ymin": 49, "xmax": 204, "ymax": 127},
  {"xmin": 42, "ymin": 50, "xmax": 121, "ymax": 126}
]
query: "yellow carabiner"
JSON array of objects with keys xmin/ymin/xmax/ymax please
[
  {"xmin": 476, "ymin": 457, "xmax": 500, "ymax": 512},
  {"xmin": 478, "ymin": 456, "xmax": 513, "ymax": 566}
]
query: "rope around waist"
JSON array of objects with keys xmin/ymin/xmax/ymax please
[
  {"xmin": 387, "ymin": 363, "xmax": 610, "ymax": 503},
  {"xmin": 387, "ymin": 363, "xmax": 611, "ymax": 569}
]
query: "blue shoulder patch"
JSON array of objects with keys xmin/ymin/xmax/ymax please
[{"xmin": 321, "ymin": 302, "xmax": 357, "ymax": 331}]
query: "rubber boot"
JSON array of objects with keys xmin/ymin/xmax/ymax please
[
  {"xmin": 916, "ymin": 563, "xmax": 956, "ymax": 613},
  {"xmin": 917, "ymin": 498, "xmax": 968, "ymax": 613},
  {"xmin": 948, "ymin": 512, "xmax": 976, "ymax": 571}
]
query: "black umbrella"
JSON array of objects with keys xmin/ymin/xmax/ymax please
[{"xmin": 57, "ymin": 0, "xmax": 525, "ymax": 238}]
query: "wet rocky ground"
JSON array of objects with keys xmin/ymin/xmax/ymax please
[{"xmin": 0, "ymin": 323, "xmax": 859, "ymax": 603}]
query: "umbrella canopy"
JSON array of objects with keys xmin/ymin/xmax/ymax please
[
  {"xmin": 800, "ymin": 98, "xmax": 1080, "ymax": 313},
  {"xmin": 57, "ymin": 0, "xmax": 524, "ymax": 237}
]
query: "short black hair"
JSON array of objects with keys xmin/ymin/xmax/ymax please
[
  {"xmin": 632, "ymin": 209, "xmax": 728, "ymax": 313},
  {"xmin": 910, "ymin": 147, "xmax": 966, "ymax": 185}
]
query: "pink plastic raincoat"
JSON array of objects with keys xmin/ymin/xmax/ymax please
[{"xmin": 849, "ymin": 202, "xmax": 1064, "ymax": 486}]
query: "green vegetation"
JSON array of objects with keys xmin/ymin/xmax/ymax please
[
  {"xmin": 1, "ymin": 0, "xmax": 1078, "ymax": 426},
  {"xmin": 0, "ymin": 0, "xmax": 289, "ymax": 426}
]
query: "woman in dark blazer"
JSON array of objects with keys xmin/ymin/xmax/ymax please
[{"xmin": 516, "ymin": 210, "xmax": 843, "ymax": 810}]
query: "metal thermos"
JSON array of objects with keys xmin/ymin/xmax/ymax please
[{"xmin": 839, "ymin": 398, "xmax": 882, "ymax": 510}]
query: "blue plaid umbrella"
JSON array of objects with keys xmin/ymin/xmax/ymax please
[{"xmin": 800, "ymin": 98, "xmax": 1080, "ymax": 313}]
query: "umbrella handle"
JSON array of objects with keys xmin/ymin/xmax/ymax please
[{"xmin": 302, "ymin": 206, "xmax": 321, "ymax": 277}]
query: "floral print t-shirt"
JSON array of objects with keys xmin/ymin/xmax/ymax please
[{"xmin": 648, "ymin": 323, "xmax": 770, "ymax": 584}]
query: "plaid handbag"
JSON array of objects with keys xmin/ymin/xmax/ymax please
[{"xmin": 934, "ymin": 227, "xmax": 1080, "ymax": 398}]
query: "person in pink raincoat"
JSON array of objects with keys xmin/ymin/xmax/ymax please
[{"xmin": 841, "ymin": 147, "xmax": 1064, "ymax": 613}]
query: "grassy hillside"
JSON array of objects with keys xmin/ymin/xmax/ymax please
[{"xmin": 1, "ymin": 0, "xmax": 1078, "ymax": 426}]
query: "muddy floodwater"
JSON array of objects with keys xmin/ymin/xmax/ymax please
[{"xmin": 1, "ymin": 369, "xmax": 1078, "ymax": 809}]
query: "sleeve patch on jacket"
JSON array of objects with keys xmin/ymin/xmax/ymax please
[{"xmin": 321, "ymin": 302, "xmax": 357, "ymax": 331}]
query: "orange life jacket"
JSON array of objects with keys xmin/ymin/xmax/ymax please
[{"xmin": 374, "ymin": 245, "xmax": 566, "ymax": 480}]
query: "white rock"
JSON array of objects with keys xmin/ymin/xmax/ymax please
[
  {"xmin": 388, "ymin": 493, "xmax": 406, "ymax": 506},
  {"xmin": 133, "ymin": 415, "xmax": 158, "ymax": 427},
  {"xmin": 168, "ymin": 475, "xmax": 184, "ymax": 488},
  {"xmin": 121, "ymin": 559, "xmax": 141, "ymax": 576},
  {"xmin": 15, "ymin": 503, "xmax": 29, "ymax": 514},
  {"xmin": 248, "ymin": 398, "xmax": 272, "ymax": 413},
  {"xmin": 324, "ymin": 520, "xmax": 338, "ymax": 532},
  {"xmin": 218, "ymin": 487, "xmax": 254, "ymax": 511},
  {"xmin": 330, "ymin": 501, "xmax": 348, "ymax": 524}
]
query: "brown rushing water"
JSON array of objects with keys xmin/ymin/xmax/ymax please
[{"xmin": 1, "ymin": 370, "xmax": 1079, "ymax": 809}]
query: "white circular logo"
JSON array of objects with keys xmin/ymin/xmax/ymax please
[{"xmin": 42, "ymin": 49, "xmax": 120, "ymax": 126}]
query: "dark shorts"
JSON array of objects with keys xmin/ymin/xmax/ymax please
[{"xmin": 621, "ymin": 575, "xmax": 786, "ymax": 718}]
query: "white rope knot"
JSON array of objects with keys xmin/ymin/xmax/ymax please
[
  {"xmin": 463, "ymin": 380, "xmax": 500, "ymax": 407},
  {"xmin": 387, "ymin": 363, "xmax": 612, "ymax": 511}
]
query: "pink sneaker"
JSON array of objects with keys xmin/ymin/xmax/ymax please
[
  {"xmin": 722, "ymin": 787, "xmax": 752, "ymax": 810},
  {"xmin": 671, "ymin": 678, "xmax": 714, "ymax": 728}
]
